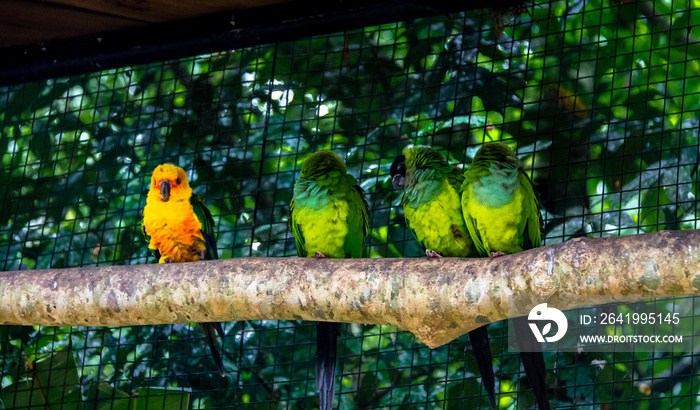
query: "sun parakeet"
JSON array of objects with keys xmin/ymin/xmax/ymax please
[
  {"xmin": 461, "ymin": 142, "xmax": 549, "ymax": 410},
  {"xmin": 389, "ymin": 146, "xmax": 498, "ymax": 408},
  {"xmin": 290, "ymin": 151, "xmax": 370, "ymax": 410},
  {"xmin": 142, "ymin": 164, "xmax": 226, "ymax": 377}
]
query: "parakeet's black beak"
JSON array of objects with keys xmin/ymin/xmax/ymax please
[
  {"xmin": 160, "ymin": 180, "xmax": 171, "ymax": 201},
  {"xmin": 392, "ymin": 174, "xmax": 405, "ymax": 189}
]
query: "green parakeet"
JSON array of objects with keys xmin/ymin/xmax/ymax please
[
  {"xmin": 461, "ymin": 142, "xmax": 549, "ymax": 410},
  {"xmin": 390, "ymin": 146, "xmax": 498, "ymax": 408},
  {"xmin": 290, "ymin": 151, "xmax": 370, "ymax": 410}
]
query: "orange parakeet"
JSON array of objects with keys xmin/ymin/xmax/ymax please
[
  {"xmin": 289, "ymin": 151, "xmax": 370, "ymax": 410},
  {"xmin": 142, "ymin": 164, "xmax": 226, "ymax": 377}
]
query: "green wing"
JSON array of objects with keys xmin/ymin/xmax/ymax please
[
  {"xmin": 518, "ymin": 170, "xmax": 542, "ymax": 250},
  {"xmin": 460, "ymin": 162, "xmax": 491, "ymax": 257},
  {"xmin": 191, "ymin": 193, "xmax": 218, "ymax": 260},
  {"xmin": 191, "ymin": 195, "xmax": 226, "ymax": 377},
  {"xmin": 353, "ymin": 183, "xmax": 371, "ymax": 258},
  {"xmin": 289, "ymin": 196, "xmax": 307, "ymax": 257},
  {"xmin": 460, "ymin": 182, "xmax": 487, "ymax": 257},
  {"xmin": 445, "ymin": 163, "xmax": 465, "ymax": 194}
]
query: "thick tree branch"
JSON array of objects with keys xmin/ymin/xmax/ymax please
[{"xmin": 1, "ymin": 230, "xmax": 698, "ymax": 348}]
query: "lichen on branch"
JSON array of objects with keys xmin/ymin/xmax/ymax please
[{"xmin": 1, "ymin": 230, "xmax": 698, "ymax": 348}]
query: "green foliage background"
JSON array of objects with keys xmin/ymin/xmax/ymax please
[{"xmin": 1, "ymin": 0, "xmax": 699, "ymax": 408}]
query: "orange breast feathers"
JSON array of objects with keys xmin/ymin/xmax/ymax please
[{"xmin": 143, "ymin": 164, "xmax": 207, "ymax": 263}]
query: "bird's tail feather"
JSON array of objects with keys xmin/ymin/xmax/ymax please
[
  {"xmin": 468, "ymin": 326, "xmax": 497, "ymax": 408},
  {"xmin": 200, "ymin": 322, "xmax": 226, "ymax": 377},
  {"xmin": 213, "ymin": 322, "xmax": 226, "ymax": 340},
  {"xmin": 512, "ymin": 316, "xmax": 550, "ymax": 410},
  {"xmin": 316, "ymin": 322, "xmax": 340, "ymax": 410}
]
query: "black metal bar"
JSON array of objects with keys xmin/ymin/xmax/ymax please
[{"xmin": 0, "ymin": 0, "xmax": 522, "ymax": 87}]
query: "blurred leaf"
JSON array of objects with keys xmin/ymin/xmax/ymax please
[
  {"xmin": 85, "ymin": 382, "xmax": 131, "ymax": 410},
  {"xmin": 0, "ymin": 347, "xmax": 80, "ymax": 410},
  {"xmin": 133, "ymin": 387, "xmax": 191, "ymax": 410}
]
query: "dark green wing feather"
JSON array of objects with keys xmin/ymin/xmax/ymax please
[
  {"xmin": 190, "ymin": 194, "xmax": 226, "ymax": 377},
  {"xmin": 518, "ymin": 170, "xmax": 542, "ymax": 251},
  {"xmin": 460, "ymin": 159, "xmax": 482, "ymax": 256},
  {"xmin": 461, "ymin": 188, "xmax": 486, "ymax": 257},
  {"xmin": 459, "ymin": 162, "xmax": 491, "ymax": 257},
  {"xmin": 191, "ymin": 193, "xmax": 218, "ymax": 260},
  {"xmin": 142, "ymin": 186, "xmax": 160, "ymax": 262},
  {"xmin": 288, "ymin": 197, "xmax": 306, "ymax": 257},
  {"xmin": 142, "ymin": 221, "xmax": 161, "ymax": 262},
  {"xmin": 445, "ymin": 163, "xmax": 465, "ymax": 194},
  {"xmin": 464, "ymin": 214, "xmax": 486, "ymax": 256},
  {"xmin": 355, "ymin": 184, "xmax": 371, "ymax": 258},
  {"xmin": 459, "ymin": 166, "xmax": 488, "ymax": 257}
]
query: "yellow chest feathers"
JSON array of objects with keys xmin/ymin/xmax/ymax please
[
  {"xmin": 294, "ymin": 199, "xmax": 353, "ymax": 258},
  {"xmin": 143, "ymin": 198, "xmax": 206, "ymax": 263},
  {"xmin": 404, "ymin": 180, "xmax": 471, "ymax": 257},
  {"xmin": 466, "ymin": 186, "xmax": 527, "ymax": 254}
]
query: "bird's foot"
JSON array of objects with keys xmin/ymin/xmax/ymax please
[
  {"xmin": 426, "ymin": 249, "xmax": 443, "ymax": 259},
  {"xmin": 163, "ymin": 258, "xmax": 174, "ymax": 263},
  {"xmin": 314, "ymin": 252, "xmax": 327, "ymax": 259},
  {"xmin": 490, "ymin": 251, "xmax": 506, "ymax": 258},
  {"xmin": 188, "ymin": 247, "xmax": 206, "ymax": 260}
]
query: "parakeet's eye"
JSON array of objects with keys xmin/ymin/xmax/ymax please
[{"xmin": 175, "ymin": 178, "xmax": 181, "ymax": 186}]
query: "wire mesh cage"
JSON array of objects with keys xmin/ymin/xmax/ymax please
[{"xmin": 1, "ymin": 0, "xmax": 699, "ymax": 408}]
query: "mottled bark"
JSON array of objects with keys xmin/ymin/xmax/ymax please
[{"xmin": 1, "ymin": 230, "xmax": 699, "ymax": 348}]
